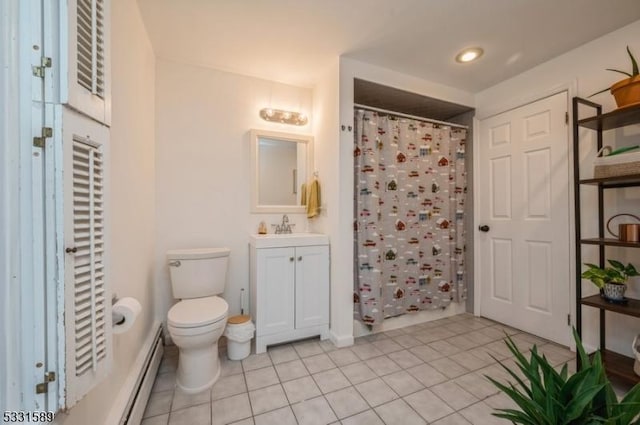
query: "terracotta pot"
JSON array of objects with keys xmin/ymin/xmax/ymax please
[{"xmin": 610, "ymin": 75, "xmax": 640, "ymax": 108}]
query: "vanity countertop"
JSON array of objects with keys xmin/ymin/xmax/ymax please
[{"xmin": 250, "ymin": 233, "xmax": 329, "ymax": 248}]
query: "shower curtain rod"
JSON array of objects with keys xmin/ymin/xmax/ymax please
[{"xmin": 354, "ymin": 103, "xmax": 469, "ymax": 129}]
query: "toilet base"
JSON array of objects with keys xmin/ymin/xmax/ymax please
[{"xmin": 175, "ymin": 341, "xmax": 222, "ymax": 394}]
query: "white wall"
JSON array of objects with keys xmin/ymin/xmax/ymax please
[
  {"xmin": 154, "ymin": 59, "xmax": 313, "ymax": 331},
  {"xmin": 476, "ymin": 20, "xmax": 640, "ymax": 356},
  {"xmin": 311, "ymin": 57, "xmax": 476, "ymax": 343},
  {"xmin": 53, "ymin": 0, "xmax": 157, "ymax": 423}
]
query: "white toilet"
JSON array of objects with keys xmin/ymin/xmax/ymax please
[{"xmin": 167, "ymin": 247, "xmax": 230, "ymax": 394}]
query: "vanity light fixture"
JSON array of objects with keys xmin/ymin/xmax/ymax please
[
  {"xmin": 455, "ymin": 47, "xmax": 484, "ymax": 63},
  {"xmin": 260, "ymin": 108, "xmax": 308, "ymax": 126}
]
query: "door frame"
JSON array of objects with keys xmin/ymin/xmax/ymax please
[{"xmin": 473, "ymin": 82, "xmax": 578, "ymax": 349}]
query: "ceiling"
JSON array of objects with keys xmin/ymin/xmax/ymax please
[{"xmin": 137, "ymin": 0, "xmax": 640, "ymax": 92}]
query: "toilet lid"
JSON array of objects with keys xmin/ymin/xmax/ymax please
[{"xmin": 168, "ymin": 296, "xmax": 229, "ymax": 328}]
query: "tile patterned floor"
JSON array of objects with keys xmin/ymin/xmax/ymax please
[{"xmin": 142, "ymin": 314, "xmax": 576, "ymax": 425}]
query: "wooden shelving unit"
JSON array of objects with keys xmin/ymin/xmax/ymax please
[{"xmin": 573, "ymin": 97, "xmax": 640, "ymax": 386}]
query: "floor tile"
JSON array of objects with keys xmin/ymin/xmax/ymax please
[
  {"xmin": 169, "ymin": 403, "xmax": 211, "ymax": 425},
  {"xmin": 354, "ymin": 377, "xmax": 398, "ymax": 407},
  {"xmin": 282, "ymin": 375, "xmax": 322, "ymax": 404},
  {"xmin": 302, "ymin": 353, "xmax": 336, "ymax": 374},
  {"xmin": 141, "ymin": 414, "xmax": 169, "ymax": 425},
  {"xmin": 211, "ymin": 393, "xmax": 252, "ymax": 425},
  {"xmin": 381, "ymin": 370, "xmax": 425, "ymax": 397},
  {"xmin": 220, "ymin": 357, "xmax": 244, "ymax": 377},
  {"xmin": 392, "ymin": 334, "xmax": 422, "ymax": 349},
  {"xmin": 428, "ymin": 340, "xmax": 462, "ymax": 356},
  {"xmin": 274, "ymin": 359, "xmax": 309, "ymax": 382},
  {"xmin": 253, "ymin": 406, "xmax": 297, "ymax": 425},
  {"xmin": 453, "ymin": 372, "xmax": 500, "ymax": 399},
  {"xmin": 429, "ymin": 357, "xmax": 470, "ymax": 379},
  {"xmin": 229, "ymin": 418, "xmax": 254, "ymax": 425},
  {"xmin": 242, "ymin": 353, "xmax": 272, "ymax": 372},
  {"xmin": 365, "ymin": 355, "xmax": 401, "ymax": 376},
  {"xmin": 319, "ymin": 339, "xmax": 338, "ymax": 352},
  {"xmin": 406, "ymin": 363, "xmax": 448, "ymax": 387},
  {"xmin": 245, "ymin": 366, "xmax": 279, "ymax": 391},
  {"xmin": 249, "ymin": 384, "xmax": 289, "ymax": 415},
  {"xmin": 374, "ymin": 398, "xmax": 426, "ymax": 425},
  {"xmin": 404, "ymin": 388, "xmax": 454, "ymax": 423},
  {"xmin": 351, "ymin": 343, "xmax": 384, "ymax": 360},
  {"xmin": 291, "ymin": 396, "xmax": 337, "ymax": 425},
  {"xmin": 267, "ymin": 345, "xmax": 298, "ymax": 365},
  {"xmin": 172, "ymin": 387, "xmax": 210, "ymax": 411},
  {"xmin": 340, "ymin": 362, "xmax": 377, "ymax": 385},
  {"xmin": 324, "ymin": 386, "xmax": 368, "ymax": 419},
  {"xmin": 446, "ymin": 335, "xmax": 481, "ymax": 351},
  {"xmin": 387, "ymin": 349, "xmax": 423, "ymax": 369},
  {"xmin": 483, "ymin": 391, "xmax": 518, "ymax": 410},
  {"xmin": 327, "ymin": 348, "xmax": 360, "ymax": 366},
  {"xmin": 340, "ymin": 409, "xmax": 384, "ymax": 425},
  {"xmin": 211, "ymin": 373, "xmax": 247, "ymax": 401},
  {"xmin": 313, "ymin": 368, "xmax": 352, "ymax": 393},
  {"xmin": 431, "ymin": 413, "xmax": 472, "ymax": 425},
  {"xmin": 153, "ymin": 372, "xmax": 177, "ymax": 393},
  {"xmin": 383, "ymin": 328, "xmax": 408, "ymax": 338},
  {"xmin": 430, "ymin": 381, "xmax": 479, "ymax": 410},
  {"xmin": 371, "ymin": 338, "xmax": 404, "ymax": 354},
  {"xmin": 459, "ymin": 401, "xmax": 505, "ymax": 425},
  {"xmin": 450, "ymin": 350, "xmax": 493, "ymax": 371},
  {"xmin": 144, "ymin": 390, "xmax": 174, "ymax": 418},
  {"xmin": 409, "ymin": 345, "xmax": 444, "ymax": 362},
  {"xmin": 293, "ymin": 340, "xmax": 324, "ymax": 358}
]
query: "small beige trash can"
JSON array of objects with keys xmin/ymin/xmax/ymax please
[{"xmin": 224, "ymin": 315, "xmax": 255, "ymax": 360}]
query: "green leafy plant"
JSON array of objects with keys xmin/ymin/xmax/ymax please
[
  {"xmin": 581, "ymin": 260, "xmax": 639, "ymax": 289},
  {"xmin": 590, "ymin": 46, "xmax": 639, "ymax": 97},
  {"xmin": 487, "ymin": 329, "xmax": 640, "ymax": 424}
]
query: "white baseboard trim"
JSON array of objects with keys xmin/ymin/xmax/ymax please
[
  {"xmin": 105, "ymin": 322, "xmax": 163, "ymax": 425},
  {"xmin": 329, "ymin": 330, "xmax": 354, "ymax": 348}
]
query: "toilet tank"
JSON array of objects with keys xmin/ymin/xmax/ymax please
[{"xmin": 167, "ymin": 247, "xmax": 230, "ymax": 299}]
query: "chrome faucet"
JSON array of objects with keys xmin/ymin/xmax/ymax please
[{"xmin": 274, "ymin": 214, "xmax": 294, "ymax": 234}]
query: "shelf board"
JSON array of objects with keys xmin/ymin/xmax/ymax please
[
  {"xmin": 579, "ymin": 174, "xmax": 640, "ymax": 188},
  {"xmin": 596, "ymin": 350, "xmax": 640, "ymax": 385},
  {"xmin": 577, "ymin": 103, "xmax": 640, "ymax": 130},
  {"xmin": 580, "ymin": 238, "xmax": 640, "ymax": 248},
  {"xmin": 581, "ymin": 294, "xmax": 640, "ymax": 317}
]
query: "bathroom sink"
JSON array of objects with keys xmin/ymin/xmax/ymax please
[{"xmin": 250, "ymin": 233, "xmax": 329, "ymax": 248}]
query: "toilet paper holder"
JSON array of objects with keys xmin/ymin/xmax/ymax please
[{"xmin": 112, "ymin": 294, "xmax": 126, "ymax": 325}]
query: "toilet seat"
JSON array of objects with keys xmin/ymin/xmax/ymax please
[{"xmin": 168, "ymin": 296, "xmax": 229, "ymax": 329}]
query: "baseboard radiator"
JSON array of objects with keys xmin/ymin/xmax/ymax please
[{"xmin": 119, "ymin": 324, "xmax": 164, "ymax": 425}]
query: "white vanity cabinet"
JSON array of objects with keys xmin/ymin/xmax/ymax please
[{"xmin": 249, "ymin": 234, "xmax": 330, "ymax": 353}]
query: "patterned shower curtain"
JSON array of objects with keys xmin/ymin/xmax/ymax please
[{"xmin": 353, "ymin": 109, "xmax": 467, "ymax": 325}]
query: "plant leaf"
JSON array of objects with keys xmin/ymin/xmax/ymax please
[
  {"xmin": 606, "ymin": 68, "xmax": 633, "ymax": 77},
  {"xmin": 607, "ymin": 259, "xmax": 625, "ymax": 271},
  {"xmin": 628, "ymin": 45, "xmax": 639, "ymax": 76}
]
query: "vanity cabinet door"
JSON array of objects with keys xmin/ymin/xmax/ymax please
[
  {"xmin": 295, "ymin": 245, "xmax": 330, "ymax": 329},
  {"xmin": 255, "ymin": 247, "xmax": 295, "ymax": 336}
]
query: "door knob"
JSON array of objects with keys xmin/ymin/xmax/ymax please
[
  {"xmin": 298, "ymin": 256, "xmax": 302, "ymax": 261},
  {"xmin": 65, "ymin": 247, "xmax": 77, "ymax": 254},
  {"xmin": 479, "ymin": 225, "xmax": 490, "ymax": 232},
  {"xmin": 290, "ymin": 257, "xmax": 294, "ymax": 262}
]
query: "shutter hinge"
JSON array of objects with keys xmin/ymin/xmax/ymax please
[
  {"xmin": 35, "ymin": 371, "xmax": 56, "ymax": 394},
  {"xmin": 565, "ymin": 112, "xmax": 569, "ymax": 125},
  {"xmin": 33, "ymin": 127, "xmax": 53, "ymax": 149},
  {"xmin": 32, "ymin": 57, "xmax": 52, "ymax": 78},
  {"xmin": 567, "ymin": 313, "xmax": 571, "ymax": 326}
]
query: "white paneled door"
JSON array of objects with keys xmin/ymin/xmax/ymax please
[{"xmin": 478, "ymin": 92, "xmax": 571, "ymax": 346}]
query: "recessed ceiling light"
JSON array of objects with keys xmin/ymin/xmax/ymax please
[{"xmin": 455, "ymin": 47, "xmax": 484, "ymax": 63}]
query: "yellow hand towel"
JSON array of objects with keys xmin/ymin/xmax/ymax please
[{"xmin": 306, "ymin": 179, "xmax": 321, "ymax": 219}]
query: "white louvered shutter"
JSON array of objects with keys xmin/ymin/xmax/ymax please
[
  {"xmin": 61, "ymin": 0, "xmax": 110, "ymax": 125},
  {"xmin": 63, "ymin": 110, "xmax": 111, "ymax": 408}
]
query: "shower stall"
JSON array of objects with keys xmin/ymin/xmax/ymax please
[{"xmin": 353, "ymin": 103, "xmax": 470, "ymax": 326}]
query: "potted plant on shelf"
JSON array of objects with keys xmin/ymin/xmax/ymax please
[
  {"xmin": 581, "ymin": 260, "xmax": 639, "ymax": 302},
  {"xmin": 591, "ymin": 46, "xmax": 640, "ymax": 109}
]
